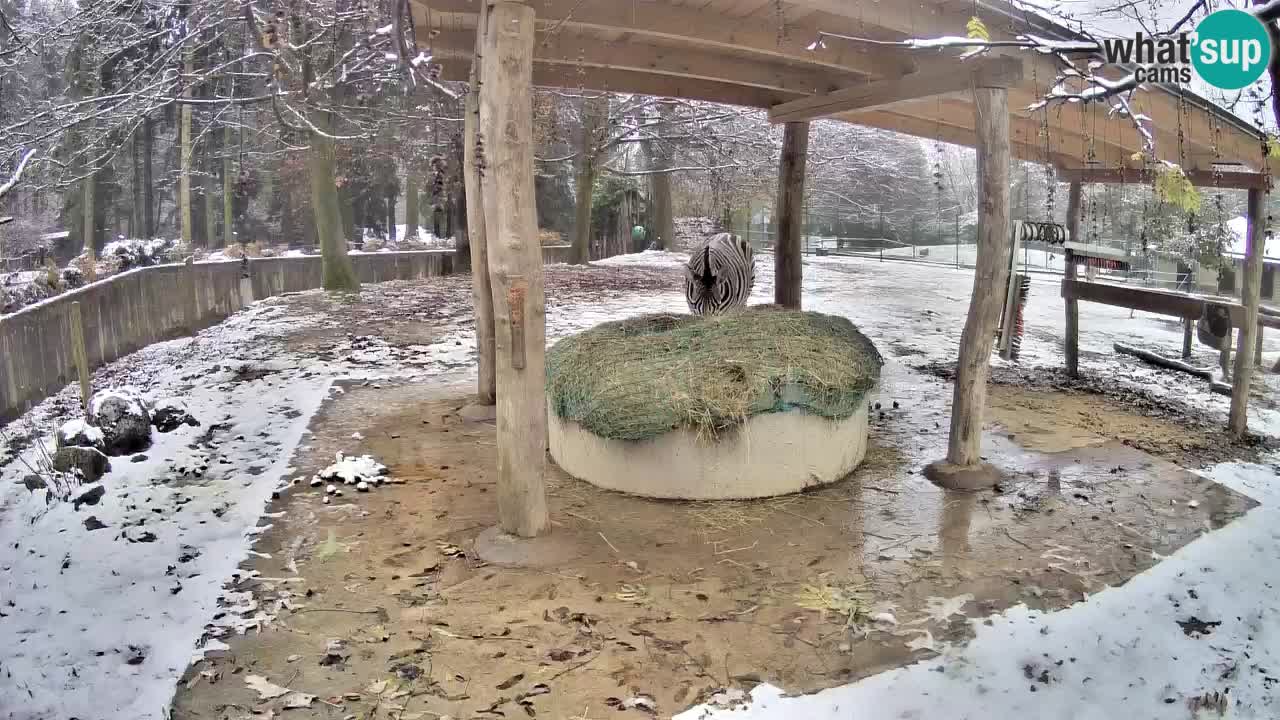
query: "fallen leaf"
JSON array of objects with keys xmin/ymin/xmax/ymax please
[
  {"xmin": 246, "ymin": 675, "xmax": 291, "ymax": 700},
  {"xmin": 624, "ymin": 695, "xmax": 658, "ymax": 714},
  {"xmin": 615, "ymin": 583, "xmax": 648, "ymax": 604},
  {"xmin": 281, "ymin": 692, "xmax": 316, "ymax": 709},
  {"xmin": 436, "ymin": 541, "xmax": 466, "ymax": 558},
  {"xmin": 496, "ymin": 673, "xmax": 524, "ymax": 690},
  {"xmin": 244, "ymin": 674, "xmax": 317, "ymax": 708}
]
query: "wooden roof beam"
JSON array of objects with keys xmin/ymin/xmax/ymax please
[
  {"xmin": 427, "ymin": 29, "xmax": 854, "ymax": 96},
  {"xmin": 413, "ymin": 0, "xmax": 917, "ymax": 78},
  {"xmin": 768, "ymin": 56, "xmax": 1022, "ymax": 123},
  {"xmin": 435, "ymin": 59, "xmax": 795, "ymax": 109},
  {"xmin": 1057, "ymin": 167, "xmax": 1271, "ymax": 190}
]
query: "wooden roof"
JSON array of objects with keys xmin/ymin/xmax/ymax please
[{"xmin": 412, "ymin": 0, "xmax": 1270, "ymax": 183}]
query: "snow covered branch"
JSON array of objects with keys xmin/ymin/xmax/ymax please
[
  {"xmin": 0, "ymin": 149, "xmax": 36, "ymax": 204},
  {"xmin": 601, "ymin": 163, "xmax": 743, "ymax": 176}
]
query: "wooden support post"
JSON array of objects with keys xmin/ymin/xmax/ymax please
[
  {"xmin": 1256, "ymin": 326, "xmax": 1264, "ymax": 365},
  {"xmin": 945, "ymin": 86, "xmax": 1012, "ymax": 468},
  {"xmin": 479, "ymin": 1, "xmax": 549, "ymax": 538},
  {"xmin": 68, "ymin": 301, "xmax": 92, "ymax": 413},
  {"xmin": 1064, "ymin": 181, "xmax": 1082, "ymax": 377},
  {"xmin": 774, "ymin": 121, "xmax": 809, "ymax": 309},
  {"xmin": 1229, "ymin": 187, "xmax": 1266, "ymax": 437},
  {"xmin": 465, "ymin": 3, "xmax": 496, "ymax": 406},
  {"xmin": 184, "ymin": 256, "xmax": 199, "ymax": 331},
  {"xmin": 1182, "ymin": 318, "xmax": 1194, "ymax": 360}
]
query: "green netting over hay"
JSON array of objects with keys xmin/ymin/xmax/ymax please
[{"xmin": 546, "ymin": 307, "xmax": 883, "ymax": 441}]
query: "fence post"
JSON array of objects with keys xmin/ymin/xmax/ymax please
[
  {"xmin": 69, "ymin": 301, "xmax": 92, "ymax": 413},
  {"xmin": 184, "ymin": 256, "xmax": 199, "ymax": 332}
]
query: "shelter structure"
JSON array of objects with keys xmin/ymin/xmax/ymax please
[{"xmin": 409, "ymin": 0, "xmax": 1273, "ymax": 532}]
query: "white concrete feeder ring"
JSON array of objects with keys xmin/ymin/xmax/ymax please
[{"xmin": 547, "ymin": 403, "xmax": 870, "ymax": 500}]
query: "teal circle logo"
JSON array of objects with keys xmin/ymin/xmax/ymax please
[{"xmin": 1192, "ymin": 9, "xmax": 1272, "ymax": 90}]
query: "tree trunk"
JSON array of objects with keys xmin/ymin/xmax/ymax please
[
  {"xmin": 387, "ymin": 191, "xmax": 397, "ymax": 242},
  {"xmin": 651, "ymin": 170, "xmax": 674, "ymax": 250},
  {"xmin": 223, "ymin": 124, "xmax": 234, "ymax": 247},
  {"xmin": 1064, "ymin": 181, "xmax": 1082, "ymax": 377},
  {"xmin": 143, "ymin": 116, "xmax": 155, "ymax": 239},
  {"xmin": 465, "ymin": 47, "xmax": 496, "ymax": 405},
  {"xmin": 339, "ymin": 185, "xmax": 355, "ymax": 244},
  {"xmin": 309, "ymin": 122, "xmax": 360, "ymax": 292},
  {"xmin": 179, "ymin": 52, "xmax": 194, "ymax": 247},
  {"xmin": 945, "ymin": 87, "xmax": 1011, "ymax": 468},
  {"xmin": 774, "ymin": 121, "xmax": 809, "ymax": 309},
  {"xmin": 132, "ymin": 128, "xmax": 144, "ymax": 238},
  {"xmin": 204, "ymin": 142, "xmax": 218, "ymax": 248},
  {"xmin": 478, "ymin": 1, "xmax": 548, "ymax": 537},
  {"xmin": 1230, "ymin": 187, "xmax": 1266, "ymax": 436},
  {"xmin": 452, "ymin": 185, "xmax": 469, "ymax": 268},
  {"xmin": 572, "ymin": 96, "xmax": 606, "ymax": 265},
  {"xmin": 404, "ymin": 176, "xmax": 419, "ymax": 241},
  {"xmin": 572, "ymin": 159, "xmax": 597, "ymax": 264},
  {"xmin": 81, "ymin": 172, "xmax": 97, "ymax": 278}
]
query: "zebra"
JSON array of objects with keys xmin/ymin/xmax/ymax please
[{"xmin": 684, "ymin": 232, "xmax": 755, "ymax": 315}]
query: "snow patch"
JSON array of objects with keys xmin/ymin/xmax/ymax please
[
  {"xmin": 313, "ymin": 452, "xmax": 389, "ymax": 486},
  {"xmin": 58, "ymin": 418, "xmax": 104, "ymax": 445}
]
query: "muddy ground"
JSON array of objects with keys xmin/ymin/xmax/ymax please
[{"xmin": 172, "ymin": 371, "xmax": 1254, "ymax": 720}]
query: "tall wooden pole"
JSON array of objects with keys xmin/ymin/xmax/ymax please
[
  {"xmin": 1229, "ymin": 187, "xmax": 1266, "ymax": 436},
  {"xmin": 465, "ymin": 0, "xmax": 496, "ymax": 405},
  {"xmin": 1064, "ymin": 181, "xmax": 1082, "ymax": 377},
  {"xmin": 945, "ymin": 87, "xmax": 1012, "ymax": 467},
  {"xmin": 69, "ymin": 301, "xmax": 92, "ymax": 413},
  {"xmin": 479, "ymin": 1, "xmax": 549, "ymax": 537},
  {"xmin": 774, "ymin": 121, "xmax": 810, "ymax": 309}
]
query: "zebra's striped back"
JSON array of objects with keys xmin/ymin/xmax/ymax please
[{"xmin": 684, "ymin": 233, "xmax": 755, "ymax": 315}]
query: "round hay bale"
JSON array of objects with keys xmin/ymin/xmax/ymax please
[{"xmin": 546, "ymin": 308, "xmax": 883, "ymax": 499}]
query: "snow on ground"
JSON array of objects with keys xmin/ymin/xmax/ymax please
[
  {"xmin": 0, "ymin": 289, "xmax": 481, "ymax": 719},
  {"xmin": 384, "ymin": 225, "xmax": 454, "ymax": 248},
  {"xmin": 864, "ymin": 240, "xmax": 1063, "ymax": 272},
  {"xmin": 594, "ymin": 248, "xmax": 689, "ymax": 270},
  {"xmin": 678, "ymin": 459, "xmax": 1280, "ymax": 720},
  {"xmin": 2, "ymin": 250, "xmax": 1279, "ymax": 719}
]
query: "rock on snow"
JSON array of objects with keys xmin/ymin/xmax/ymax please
[
  {"xmin": 51, "ymin": 446, "xmax": 111, "ymax": 485},
  {"xmin": 90, "ymin": 388, "xmax": 153, "ymax": 455},
  {"xmin": 152, "ymin": 397, "xmax": 199, "ymax": 433},
  {"xmin": 56, "ymin": 418, "xmax": 105, "ymax": 451}
]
